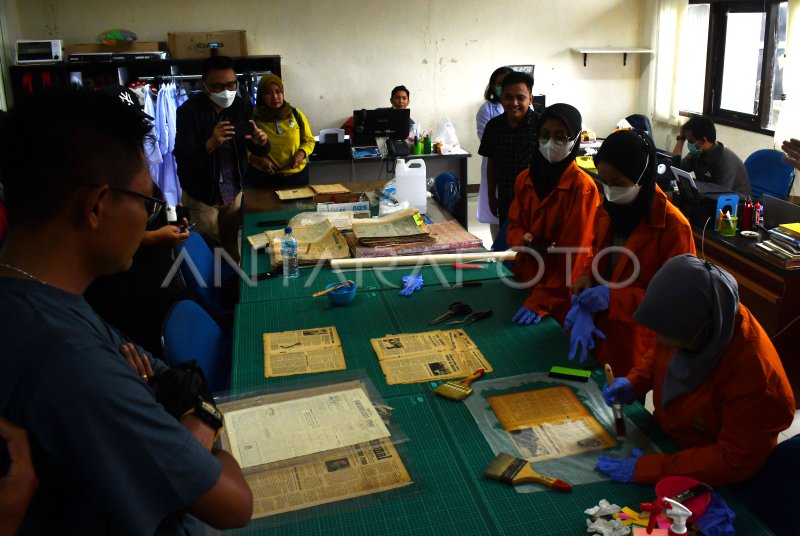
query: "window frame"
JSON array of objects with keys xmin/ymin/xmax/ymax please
[{"xmin": 681, "ymin": 0, "xmax": 784, "ymax": 135}]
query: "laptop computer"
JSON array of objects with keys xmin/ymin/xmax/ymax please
[{"xmin": 762, "ymin": 194, "xmax": 800, "ymax": 229}]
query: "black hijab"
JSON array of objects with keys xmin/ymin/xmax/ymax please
[
  {"xmin": 529, "ymin": 103, "xmax": 582, "ymax": 200},
  {"xmin": 593, "ymin": 129, "xmax": 657, "ymax": 238}
]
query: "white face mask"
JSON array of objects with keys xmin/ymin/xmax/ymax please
[
  {"xmin": 207, "ymin": 88, "xmax": 237, "ymax": 109},
  {"xmin": 601, "ymin": 152, "xmax": 649, "ymax": 205},
  {"xmin": 602, "ymin": 183, "xmax": 641, "ymax": 205},
  {"xmin": 538, "ymin": 138, "xmax": 575, "ymax": 164}
]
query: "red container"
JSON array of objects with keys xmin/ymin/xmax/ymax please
[{"xmin": 655, "ymin": 475, "xmax": 712, "ymax": 523}]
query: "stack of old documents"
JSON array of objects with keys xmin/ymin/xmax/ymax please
[
  {"xmin": 370, "ymin": 329, "xmax": 492, "ymax": 385},
  {"xmin": 351, "ymin": 208, "xmax": 433, "ymax": 248},
  {"xmin": 247, "ymin": 219, "xmax": 351, "ymax": 264},
  {"xmin": 263, "ymin": 327, "xmax": 346, "ymax": 377}
]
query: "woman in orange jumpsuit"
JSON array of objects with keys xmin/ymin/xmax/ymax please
[
  {"xmin": 506, "ymin": 103, "xmax": 599, "ymax": 325},
  {"xmin": 568, "ymin": 129, "xmax": 695, "ymax": 371},
  {"xmin": 598, "ymin": 254, "xmax": 795, "ymax": 486}
]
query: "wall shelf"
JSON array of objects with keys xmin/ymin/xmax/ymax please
[{"xmin": 571, "ymin": 47, "xmax": 653, "ymax": 67}]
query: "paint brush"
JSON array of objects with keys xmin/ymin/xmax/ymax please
[
  {"xmin": 433, "ymin": 369, "xmax": 485, "ymax": 401},
  {"xmin": 311, "ymin": 280, "xmax": 353, "ymax": 297},
  {"xmin": 483, "ymin": 453, "xmax": 572, "ymax": 492},
  {"xmin": 604, "ymin": 364, "xmax": 627, "ymax": 439}
]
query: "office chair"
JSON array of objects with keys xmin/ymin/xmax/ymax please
[
  {"xmin": 161, "ymin": 299, "xmax": 231, "ymax": 393},
  {"xmin": 744, "ymin": 149, "xmax": 795, "ymax": 200},
  {"xmin": 174, "ymin": 233, "xmax": 238, "ymax": 317},
  {"xmin": 432, "ymin": 172, "xmax": 460, "ymax": 214},
  {"xmin": 736, "ymin": 434, "xmax": 800, "ymax": 536}
]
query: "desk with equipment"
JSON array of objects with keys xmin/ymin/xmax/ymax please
[{"xmin": 226, "ymin": 198, "xmax": 771, "ymax": 534}]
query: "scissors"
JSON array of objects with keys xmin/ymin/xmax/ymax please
[
  {"xmin": 447, "ymin": 310, "xmax": 493, "ymax": 325},
  {"xmin": 427, "ymin": 302, "xmax": 472, "ymax": 325}
]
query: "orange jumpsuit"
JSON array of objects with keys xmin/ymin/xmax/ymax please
[
  {"xmin": 628, "ymin": 305, "xmax": 795, "ymax": 486},
  {"xmin": 507, "ymin": 161, "xmax": 600, "ymax": 322},
  {"xmin": 582, "ymin": 187, "xmax": 695, "ymax": 374}
]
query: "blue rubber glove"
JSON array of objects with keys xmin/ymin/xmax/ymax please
[
  {"xmin": 512, "ymin": 306, "xmax": 541, "ymax": 325},
  {"xmin": 595, "ymin": 448, "xmax": 643, "ymax": 483},
  {"xmin": 577, "ymin": 285, "xmax": 610, "ymax": 313},
  {"xmin": 695, "ymin": 492, "xmax": 736, "ymax": 536},
  {"xmin": 603, "ymin": 377, "xmax": 635, "ymax": 406},
  {"xmin": 399, "ymin": 274, "xmax": 424, "ymax": 296},
  {"xmin": 563, "ymin": 297, "xmax": 605, "ymax": 363}
]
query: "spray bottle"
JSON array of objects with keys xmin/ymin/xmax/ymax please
[{"xmin": 640, "ymin": 497, "xmax": 692, "ymax": 535}]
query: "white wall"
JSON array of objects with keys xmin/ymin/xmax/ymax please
[{"xmin": 10, "ymin": 0, "xmax": 651, "ymax": 185}]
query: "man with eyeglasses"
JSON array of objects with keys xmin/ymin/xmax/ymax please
[
  {"xmin": 175, "ymin": 55, "xmax": 269, "ymax": 261},
  {"xmin": 0, "ymin": 87, "xmax": 253, "ymax": 532},
  {"xmin": 672, "ymin": 115, "xmax": 750, "ymax": 196}
]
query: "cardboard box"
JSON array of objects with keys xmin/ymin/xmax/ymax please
[
  {"xmin": 315, "ymin": 193, "xmax": 370, "ymax": 214},
  {"xmin": 65, "ymin": 41, "xmax": 165, "ymax": 56},
  {"xmin": 168, "ymin": 31, "xmax": 247, "ymax": 59}
]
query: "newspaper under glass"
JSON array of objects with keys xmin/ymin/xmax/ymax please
[
  {"xmin": 263, "ymin": 327, "xmax": 346, "ymax": 377},
  {"xmin": 487, "ymin": 386, "xmax": 616, "ymax": 463},
  {"xmin": 370, "ymin": 329, "xmax": 492, "ymax": 385},
  {"xmin": 222, "ymin": 386, "xmax": 390, "ymax": 468}
]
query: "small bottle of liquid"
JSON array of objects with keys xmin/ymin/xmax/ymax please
[
  {"xmin": 741, "ymin": 197, "xmax": 753, "ymax": 231},
  {"xmin": 281, "ymin": 227, "xmax": 299, "ymax": 279},
  {"xmin": 423, "ymin": 134, "xmax": 432, "ymax": 154},
  {"xmin": 754, "ymin": 202, "xmax": 763, "ymax": 227}
]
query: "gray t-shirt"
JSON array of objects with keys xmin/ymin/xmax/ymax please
[
  {"xmin": 0, "ymin": 277, "xmax": 220, "ymax": 535},
  {"xmin": 680, "ymin": 141, "xmax": 751, "ymax": 196}
]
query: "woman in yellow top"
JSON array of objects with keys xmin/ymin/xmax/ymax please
[{"xmin": 248, "ymin": 74, "xmax": 315, "ymax": 187}]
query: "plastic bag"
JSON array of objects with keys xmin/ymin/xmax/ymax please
[{"xmin": 437, "ymin": 116, "xmax": 460, "ymax": 150}]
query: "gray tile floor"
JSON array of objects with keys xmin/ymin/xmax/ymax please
[{"xmin": 465, "ymin": 194, "xmax": 800, "ymax": 442}]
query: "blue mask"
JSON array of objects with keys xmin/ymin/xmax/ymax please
[{"xmin": 687, "ymin": 142, "xmax": 700, "ymax": 155}]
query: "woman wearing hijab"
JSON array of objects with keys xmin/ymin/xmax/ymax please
[
  {"xmin": 566, "ymin": 129, "xmax": 695, "ymax": 370},
  {"xmin": 248, "ymin": 74, "xmax": 315, "ymax": 187},
  {"xmin": 506, "ymin": 103, "xmax": 600, "ymax": 325},
  {"xmin": 598, "ymin": 254, "xmax": 794, "ymax": 486},
  {"xmin": 476, "ymin": 66, "xmax": 513, "ymax": 238}
]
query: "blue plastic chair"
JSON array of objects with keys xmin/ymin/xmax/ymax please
[
  {"xmin": 161, "ymin": 300, "xmax": 231, "ymax": 393},
  {"xmin": 432, "ymin": 172, "xmax": 460, "ymax": 214},
  {"xmin": 174, "ymin": 233, "xmax": 239, "ymax": 316},
  {"xmin": 744, "ymin": 149, "xmax": 795, "ymax": 200}
]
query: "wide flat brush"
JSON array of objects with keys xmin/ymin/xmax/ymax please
[
  {"xmin": 604, "ymin": 363, "xmax": 627, "ymax": 439},
  {"xmin": 433, "ymin": 369, "xmax": 485, "ymax": 401},
  {"xmin": 483, "ymin": 453, "xmax": 572, "ymax": 492}
]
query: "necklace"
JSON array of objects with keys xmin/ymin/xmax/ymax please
[{"xmin": 0, "ymin": 262, "xmax": 47, "ymax": 285}]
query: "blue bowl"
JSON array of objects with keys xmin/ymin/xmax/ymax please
[{"xmin": 326, "ymin": 281, "xmax": 357, "ymax": 305}]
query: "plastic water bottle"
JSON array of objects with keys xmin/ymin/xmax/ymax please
[{"xmin": 281, "ymin": 227, "xmax": 299, "ymax": 279}]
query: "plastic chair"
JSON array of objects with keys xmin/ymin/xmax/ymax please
[
  {"xmin": 432, "ymin": 172, "xmax": 460, "ymax": 214},
  {"xmin": 174, "ymin": 233, "xmax": 239, "ymax": 317},
  {"xmin": 161, "ymin": 299, "xmax": 231, "ymax": 393},
  {"xmin": 744, "ymin": 149, "xmax": 795, "ymax": 200},
  {"xmin": 736, "ymin": 434, "xmax": 800, "ymax": 536}
]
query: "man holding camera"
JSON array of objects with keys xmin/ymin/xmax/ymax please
[{"xmin": 175, "ymin": 55, "xmax": 269, "ymax": 261}]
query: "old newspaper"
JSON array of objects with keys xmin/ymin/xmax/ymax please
[
  {"xmin": 487, "ymin": 386, "xmax": 616, "ymax": 463},
  {"xmin": 370, "ymin": 329, "xmax": 492, "ymax": 384},
  {"xmin": 222, "ymin": 386, "xmax": 390, "ymax": 467},
  {"xmin": 351, "ymin": 208, "xmax": 430, "ymax": 247},
  {"xmin": 263, "ymin": 327, "xmax": 346, "ymax": 377}
]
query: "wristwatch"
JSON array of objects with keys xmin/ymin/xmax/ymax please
[
  {"xmin": 676, "ymin": 135, "xmax": 686, "ymax": 141},
  {"xmin": 190, "ymin": 398, "xmax": 223, "ymax": 433}
]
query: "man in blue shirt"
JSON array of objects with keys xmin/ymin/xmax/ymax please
[{"xmin": 0, "ymin": 87, "xmax": 252, "ymax": 533}]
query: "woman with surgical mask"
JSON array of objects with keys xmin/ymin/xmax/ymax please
[
  {"xmin": 567, "ymin": 129, "xmax": 695, "ymax": 373},
  {"xmin": 476, "ymin": 66, "xmax": 514, "ymax": 237},
  {"xmin": 248, "ymin": 74, "xmax": 315, "ymax": 187},
  {"xmin": 506, "ymin": 103, "xmax": 600, "ymax": 326}
]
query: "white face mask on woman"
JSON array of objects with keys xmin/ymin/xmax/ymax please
[
  {"xmin": 601, "ymin": 152, "xmax": 649, "ymax": 205},
  {"xmin": 538, "ymin": 138, "xmax": 575, "ymax": 164},
  {"xmin": 207, "ymin": 88, "xmax": 237, "ymax": 109}
]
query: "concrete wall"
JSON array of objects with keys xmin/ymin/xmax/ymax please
[{"xmin": 8, "ymin": 0, "xmax": 650, "ymax": 185}]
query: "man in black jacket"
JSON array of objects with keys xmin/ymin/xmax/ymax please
[{"xmin": 175, "ymin": 56, "xmax": 269, "ymax": 261}]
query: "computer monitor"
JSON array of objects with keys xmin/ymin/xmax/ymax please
[{"xmin": 352, "ymin": 108, "xmax": 411, "ymax": 146}]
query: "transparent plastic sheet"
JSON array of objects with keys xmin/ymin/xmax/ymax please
[
  {"xmin": 463, "ymin": 372, "xmax": 661, "ymax": 493},
  {"xmin": 214, "ymin": 372, "xmax": 423, "ymax": 528}
]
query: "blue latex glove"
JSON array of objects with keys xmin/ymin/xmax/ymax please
[
  {"xmin": 695, "ymin": 492, "xmax": 736, "ymax": 536},
  {"xmin": 563, "ymin": 297, "xmax": 605, "ymax": 363},
  {"xmin": 512, "ymin": 306, "xmax": 541, "ymax": 325},
  {"xmin": 399, "ymin": 274, "xmax": 424, "ymax": 296},
  {"xmin": 595, "ymin": 448, "xmax": 643, "ymax": 483},
  {"xmin": 577, "ymin": 285, "xmax": 610, "ymax": 313},
  {"xmin": 603, "ymin": 377, "xmax": 635, "ymax": 406}
]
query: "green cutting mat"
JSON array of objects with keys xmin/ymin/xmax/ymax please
[
  {"xmin": 351, "ymin": 261, "xmax": 514, "ymax": 291},
  {"xmin": 231, "ymin": 394, "xmax": 496, "ymax": 536},
  {"xmin": 233, "ymin": 292, "xmax": 424, "ymax": 398}
]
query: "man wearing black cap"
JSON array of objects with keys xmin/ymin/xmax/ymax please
[{"xmin": 0, "ymin": 86, "xmax": 252, "ymax": 532}]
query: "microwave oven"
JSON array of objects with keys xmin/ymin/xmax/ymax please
[{"xmin": 16, "ymin": 40, "xmax": 63, "ymax": 64}]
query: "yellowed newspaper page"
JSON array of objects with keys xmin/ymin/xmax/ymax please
[
  {"xmin": 351, "ymin": 208, "xmax": 427, "ymax": 238},
  {"xmin": 370, "ymin": 331, "xmax": 450, "ymax": 361},
  {"xmin": 223, "ymin": 387, "xmax": 390, "ymax": 468},
  {"xmin": 263, "ymin": 327, "xmax": 345, "ymax": 377},
  {"xmin": 245, "ymin": 438, "xmax": 411, "ymax": 518}
]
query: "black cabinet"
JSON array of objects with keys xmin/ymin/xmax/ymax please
[{"xmin": 9, "ymin": 55, "xmax": 281, "ymax": 104}]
